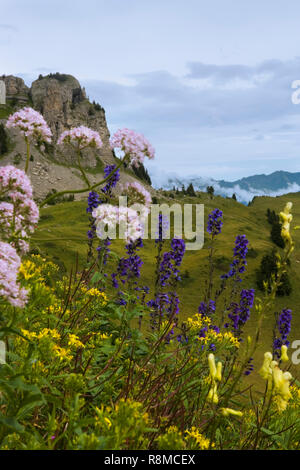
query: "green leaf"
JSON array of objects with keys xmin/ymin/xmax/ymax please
[{"xmin": 0, "ymin": 413, "xmax": 24, "ymax": 432}]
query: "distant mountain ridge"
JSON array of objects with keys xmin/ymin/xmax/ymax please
[
  {"xmin": 219, "ymin": 170, "xmax": 300, "ymax": 192},
  {"xmin": 150, "ymin": 169, "xmax": 300, "ymax": 204}
]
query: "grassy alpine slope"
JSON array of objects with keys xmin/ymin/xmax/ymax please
[{"xmin": 31, "ymin": 190, "xmax": 300, "ymax": 382}]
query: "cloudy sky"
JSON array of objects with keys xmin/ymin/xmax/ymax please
[{"xmin": 2, "ymin": 0, "xmax": 300, "ymax": 181}]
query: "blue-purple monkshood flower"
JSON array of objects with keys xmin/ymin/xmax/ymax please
[
  {"xmin": 111, "ymin": 238, "xmax": 144, "ymax": 300},
  {"xmin": 224, "ymin": 288, "xmax": 255, "ymax": 332},
  {"xmin": 96, "ymin": 237, "xmax": 111, "ymax": 266},
  {"xmin": 155, "ymin": 213, "xmax": 170, "ymax": 244},
  {"xmin": 158, "ymin": 238, "xmax": 186, "ymax": 287},
  {"xmin": 273, "ymin": 308, "xmax": 292, "ymax": 359},
  {"xmin": 207, "ymin": 209, "xmax": 223, "ymax": 236},
  {"xmin": 148, "ymin": 292, "xmax": 180, "ymax": 336},
  {"xmin": 221, "ymin": 234, "xmax": 249, "ymax": 282},
  {"xmin": 135, "ymin": 285, "xmax": 150, "ymax": 303},
  {"xmin": 177, "ymin": 334, "xmax": 189, "ymax": 345},
  {"xmin": 87, "ymin": 165, "xmax": 120, "ymax": 256},
  {"xmin": 86, "ymin": 190, "xmax": 103, "ymax": 255},
  {"xmin": 198, "ymin": 300, "xmax": 216, "ymax": 316},
  {"xmin": 101, "ymin": 164, "xmax": 120, "ymax": 196},
  {"xmin": 86, "ymin": 191, "xmax": 102, "ymax": 214},
  {"xmin": 244, "ymin": 357, "xmax": 254, "ymax": 376},
  {"xmin": 116, "ymin": 293, "xmax": 127, "ymax": 306}
]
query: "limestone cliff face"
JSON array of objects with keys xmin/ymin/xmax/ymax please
[
  {"xmin": 31, "ymin": 74, "xmax": 114, "ymax": 167},
  {"xmin": 0, "ymin": 75, "xmax": 30, "ymax": 103},
  {"xmin": 0, "ymin": 73, "xmax": 152, "ymax": 200}
]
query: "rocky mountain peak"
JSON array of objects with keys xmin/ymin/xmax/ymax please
[{"xmin": 0, "ymin": 73, "xmax": 152, "ymax": 201}]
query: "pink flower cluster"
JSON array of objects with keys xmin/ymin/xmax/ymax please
[
  {"xmin": 0, "ymin": 198, "xmax": 39, "ymax": 255},
  {"xmin": 6, "ymin": 107, "xmax": 52, "ymax": 143},
  {"xmin": 92, "ymin": 204, "xmax": 144, "ymax": 242},
  {"xmin": 123, "ymin": 181, "xmax": 152, "ymax": 210},
  {"xmin": 0, "ymin": 241, "xmax": 28, "ymax": 308},
  {"xmin": 0, "ymin": 165, "xmax": 33, "ymax": 199},
  {"xmin": 110, "ymin": 128, "xmax": 155, "ymax": 167},
  {"xmin": 0, "ymin": 165, "xmax": 39, "ymax": 307},
  {"xmin": 57, "ymin": 126, "xmax": 103, "ymax": 150}
]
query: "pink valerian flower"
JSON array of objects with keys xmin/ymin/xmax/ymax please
[
  {"xmin": 0, "ymin": 166, "xmax": 39, "ymax": 254},
  {"xmin": 0, "ymin": 165, "xmax": 33, "ymax": 199},
  {"xmin": 92, "ymin": 204, "xmax": 145, "ymax": 242},
  {"xmin": 0, "ymin": 199, "xmax": 39, "ymax": 254},
  {"xmin": 57, "ymin": 126, "xmax": 103, "ymax": 150},
  {"xmin": 0, "ymin": 242, "xmax": 28, "ymax": 307},
  {"xmin": 6, "ymin": 107, "xmax": 52, "ymax": 143},
  {"xmin": 110, "ymin": 128, "xmax": 155, "ymax": 167},
  {"xmin": 123, "ymin": 181, "xmax": 152, "ymax": 210}
]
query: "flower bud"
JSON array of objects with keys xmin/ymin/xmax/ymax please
[
  {"xmin": 280, "ymin": 345, "xmax": 289, "ymax": 363},
  {"xmin": 220, "ymin": 408, "xmax": 243, "ymax": 417},
  {"xmin": 207, "ymin": 384, "xmax": 218, "ymax": 404},
  {"xmin": 216, "ymin": 362, "xmax": 222, "ymax": 382},
  {"xmin": 259, "ymin": 352, "xmax": 273, "ymax": 380},
  {"xmin": 208, "ymin": 353, "xmax": 217, "ymax": 379}
]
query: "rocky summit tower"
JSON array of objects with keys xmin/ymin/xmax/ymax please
[{"xmin": 0, "ymin": 73, "xmax": 152, "ymax": 201}]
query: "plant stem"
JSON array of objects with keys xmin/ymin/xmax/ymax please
[
  {"xmin": 39, "ymin": 160, "xmax": 124, "ymax": 208},
  {"xmin": 25, "ymin": 137, "xmax": 30, "ymax": 173},
  {"xmin": 77, "ymin": 147, "xmax": 91, "ymax": 189}
]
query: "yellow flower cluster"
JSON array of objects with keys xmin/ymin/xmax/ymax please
[
  {"xmin": 279, "ymin": 202, "xmax": 293, "ymax": 246},
  {"xmin": 186, "ymin": 314, "xmax": 240, "ymax": 349},
  {"xmin": 185, "ymin": 427, "xmax": 214, "ymax": 449},
  {"xmin": 19, "ymin": 260, "xmax": 42, "ymax": 281},
  {"xmin": 259, "ymin": 350, "xmax": 292, "ymax": 412},
  {"xmin": 21, "ymin": 327, "xmax": 61, "ymax": 341},
  {"xmin": 53, "ymin": 345, "xmax": 72, "ymax": 361},
  {"xmin": 88, "ymin": 332, "xmax": 112, "ymax": 349},
  {"xmin": 68, "ymin": 334, "xmax": 85, "ymax": 349},
  {"xmin": 86, "ymin": 288, "xmax": 108, "ymax": 303},
  {"xmin": 20, "ymin": 328, "xmax": 74, "ymax": 362}
]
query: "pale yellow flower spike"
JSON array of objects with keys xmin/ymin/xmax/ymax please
[
  {"xmin": 216, "ymin": 362, "xmax": 222, "ymax": 382},
  {"xmin": 208, "ymin": 353, "xmax": 217, "ymax": 380},
  {"xmin": 259, "ymin": 352, "xmax": 273, "ymax": 380},
  {"xmin": 272, "ymin": 365, "xmax": 284, "ymax": 390},
  {"xmin": 280, "ymin": 345, "xmax": 289, "ymax": 363},
  {"xmin": 281, "ymin": 372, "xmax": 292, "ymax": 401},
  {"xmin": 207, "ymin": 383, "xmax": 219, "ymax": 404},
  {"xmin": 280, "ymin": 202, "xmax": 293, "ymax": 245},
  {"xmin": 259, "ymin": 350, "xmax": 293, "ymax": 412},
  {"xmin": 220, "ymin": 408, "xmax": 243, "ymax": 417}
]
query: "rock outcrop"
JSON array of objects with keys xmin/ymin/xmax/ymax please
[
  {"xmin": 0, "ymin": 75, "xmax": 30, "ymax": 104},
  {"xmin": 0, "ymin": 73, "xmax": 152, "ymax": 201}
]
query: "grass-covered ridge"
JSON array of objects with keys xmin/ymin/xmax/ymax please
[{"xmin": 31, "ymin": 191, "xmax": 300, "ymax": 377}]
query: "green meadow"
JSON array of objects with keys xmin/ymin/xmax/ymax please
[{"xmin": 31, "ymin": 190, "xmax": 300, "ymax": 384}]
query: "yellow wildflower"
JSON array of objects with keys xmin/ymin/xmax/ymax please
[
  {"xmin": 37, "ymin": 328, "xmax": 61, "ymax": 340},
  {"xmin": 280, "ymin": 345, "xmax": 289, "ymax": 363},
  {"xmin": 216, "ymin": 361, "xmax": 222, "ymax": 382},
  {"xmin": 68, "ymin": 334, "xmax": 85, "ymax": 349},
  {"xmin": 208, "ymin": 353, "xmax": 217, "ymax": 379},
  {"xmin": 185, "ymin": 428, "xmax": 213, "ymax": 450},
  {"xmin": 220, "ymin": 408, "xmax": 243, "ymax": 417},
  {"xmin": 53, "ymin": 345, "xmax": 72, "ymax": 361},
  {"xmin": 207, "ymin": 383, "xmax": 218, "ymax": 404}
]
